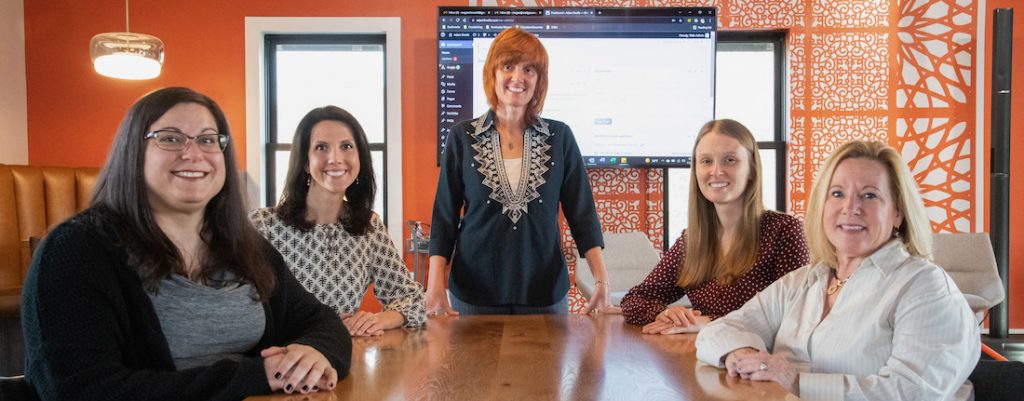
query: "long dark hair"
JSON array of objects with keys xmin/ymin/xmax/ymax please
[
  {"xmin": 90, "ymin": 87, "xmax": 276, "ymax": 299},
  {"xmin": 275, "ymin": 106, "xmax": 377, "ymax": 235}
]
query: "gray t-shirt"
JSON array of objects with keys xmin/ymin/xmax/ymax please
[{"xmin": 148, "ymin": 272, "xmax": 266, "ymax": 370}]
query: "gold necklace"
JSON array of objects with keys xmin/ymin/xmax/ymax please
[
  {"xmin": 498, "ymin": 128, "xmax": 521, "ymax": 151},
  {"xmin": 827, "ymin": 271, "xmax": 850, "ymax": 295}
]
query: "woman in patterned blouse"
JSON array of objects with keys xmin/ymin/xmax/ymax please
[
  {"xmin": 427, "ymin": 27, "xmax": 614, "ymax": 315},
  {"xmin": 620, "ymin": 119, "xmax": 809, "ymax": 333},
  {"xmin": 251, "ymin": 106, "xmax": 426, "ymax": 336}
]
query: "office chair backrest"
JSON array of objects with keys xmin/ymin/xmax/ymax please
[
  {"xmin": 931, "ymin": 232, "xmax": 1005, "ymax": 323},
  {"xmin": 576, "ymin": 231, "xmax": 681, "ymax": 306}
]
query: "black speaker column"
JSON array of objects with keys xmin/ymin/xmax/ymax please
[{"xmin": 990, "ymin": 8, "xmax": 1013, "ymax": 339}]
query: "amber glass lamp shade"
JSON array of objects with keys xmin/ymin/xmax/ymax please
[{"xmin": 89, "ymin": 32, "xmax": 164, "ymax": 80}]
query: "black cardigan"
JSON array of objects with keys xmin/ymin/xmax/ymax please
[{"xmin": 21, "ymin": 209, "xmax": 352, "ymax": 401}]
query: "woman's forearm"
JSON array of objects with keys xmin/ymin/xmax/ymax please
[
  {"xmin": 377, "ymin": 310, "xmax": 406, "ymax": 330},
  {"xmin": 582, "ymin": 246, "xmax": 609, "ymax": 283},
  {"xmin": 426, "ymin": 255, "xmax": 449, "ymax": 294}
]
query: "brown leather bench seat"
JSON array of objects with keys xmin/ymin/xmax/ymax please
[{"xmin": 0, "ymin": 164, "xmax": 98, "ymax": 317}]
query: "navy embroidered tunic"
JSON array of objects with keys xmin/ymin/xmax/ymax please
[{"xmin": 429, "ymin": 111, "xmax": 604, "ymax": 307}]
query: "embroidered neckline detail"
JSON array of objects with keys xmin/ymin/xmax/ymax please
[
  {"xmin": 470, "ymin": 112, "xmax": 552, "ymax": 138},
  {"xmin": 469, "ymin": 113, "xmax": 551, "ymax": 224}
]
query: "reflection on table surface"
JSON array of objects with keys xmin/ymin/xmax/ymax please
[{"xmin": 247, "ymin": 314, "xmax": 799, "ymax": 401}]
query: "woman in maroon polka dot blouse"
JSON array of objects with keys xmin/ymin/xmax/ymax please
[{"xmin": 621, "ymin": 119, "xmax": 808, "ymax": 334}]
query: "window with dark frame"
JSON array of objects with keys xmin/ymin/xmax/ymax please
[
  {"xmin": 263, "ymin": 34, "xmax": 389, "ymax": 224},
  {"xmin": 664, "ymin": 31, "xmax": 787, "ymax": 249}
]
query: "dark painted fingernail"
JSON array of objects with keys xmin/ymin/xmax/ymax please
[
  {"xmin": 302, "ymin": 385, "xmax": 309, "ymax": 392},
  {"xmin": 285, "ymin": 384, "xmax": 293, "ymax": 392},
  {"xmin": 274, "ymin": 372, "xmax": 282, "ymax": 379},
  {"xmin": 312, "ymin": 386, "xmax": 319, "ymax": 391}
]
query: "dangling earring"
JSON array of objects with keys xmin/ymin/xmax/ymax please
[
  {"xmin": 892, "ymin": 225, "xmax": 901, "ymax": 238},
  {"xmin": 354, "ymin": 176, "xmax": 360, "ymax": 186},
  {"xmin": 306, "ymin": 175, "xmax": 311, "ymax": 188}
]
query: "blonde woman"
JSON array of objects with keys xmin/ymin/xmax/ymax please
[
  {"xmin": 696, "ymin": 140, "xmax": 978, "ymax": 400},
  {"xmin": 621, "ymin": 119, "xmax": 808, "ymax": 334}
]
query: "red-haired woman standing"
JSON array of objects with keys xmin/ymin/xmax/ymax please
[{"xmin": 427, "ymin": 28, "xmax": 612, "ymax": 316}]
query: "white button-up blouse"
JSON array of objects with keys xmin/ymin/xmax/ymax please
[{"xmin": 696, "ymin": 240, "xmax": 979, "ymax": 401}]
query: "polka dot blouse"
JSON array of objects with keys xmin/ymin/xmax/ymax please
[{"xmin": 621, "ymin": 210, "xmax": 809, "ymax": 325}]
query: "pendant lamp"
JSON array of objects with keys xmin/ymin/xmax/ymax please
[{"xmin": 89, "ymin": 0, "xmax": 164, "ymax": 80}]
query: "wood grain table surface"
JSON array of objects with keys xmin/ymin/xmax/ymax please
[{"xmin": 248, "ymin": 314, "xmax": 799, "ymax": 401}]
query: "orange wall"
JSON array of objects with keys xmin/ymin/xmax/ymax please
[
  {"xmin": 983, "ymin": 1, "xmax": 1024, "ymax": 330},
  {"xmin": 23, "ymin": 0, "xmax": 1024, "ymax": 327},
  {"xmin": 23, "ymin": 0, "xmax": 455, "ymax": 216},
  {"xmin": 23, "ymin": 0, "xmax": 461, "ymax": 313}
]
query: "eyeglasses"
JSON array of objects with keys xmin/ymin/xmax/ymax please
[{"xmin": 145, "ymin": 129, "xmax": 229, "ymax": 153}]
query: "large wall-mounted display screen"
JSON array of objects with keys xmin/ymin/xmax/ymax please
[{"xmin": 438, "ymin": 7, "xmax": 717, "ymax": 168}]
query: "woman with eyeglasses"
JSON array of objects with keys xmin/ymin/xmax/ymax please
[
  {"xmin": 21, "ymin": 87, "xmax": 351, "ymax": 400},
  {"xmin": 250, "ymin": 106, "xmax": 426, "ymax": 337}
]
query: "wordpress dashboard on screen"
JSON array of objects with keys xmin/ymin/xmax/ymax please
[{"xmin": 438, "ymin": 7, "xmax": 717, "ymax": 168}]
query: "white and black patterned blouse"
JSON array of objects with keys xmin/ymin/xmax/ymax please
[
  {"xmin": 429, "ymin": 111, "xmax": 603, "ymax": 307},
  {"xmin": 250, "ymin": 208, "xmax": 426, "ymax": 327}
]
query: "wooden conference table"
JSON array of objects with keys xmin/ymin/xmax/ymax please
[{"xmin": 248, "ymin": 314, "xmax": 798, "ymax": 401}]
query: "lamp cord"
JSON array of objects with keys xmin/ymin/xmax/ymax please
[{"xmin": 125, "ymin": 0, "xmax": 130, "ymax": 32}]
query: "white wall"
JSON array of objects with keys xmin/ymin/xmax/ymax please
[{"xmin": 0, "ymin": 0, "xmax": 28, "ymax": 165}]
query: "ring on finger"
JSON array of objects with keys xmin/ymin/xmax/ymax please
[{"xmin": 759, "ymin": 362, "xmax": 768, "ymax": 371}]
